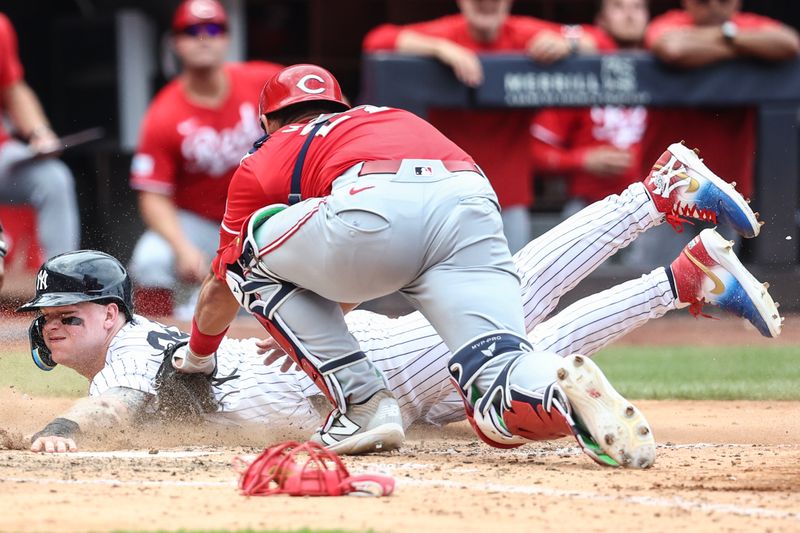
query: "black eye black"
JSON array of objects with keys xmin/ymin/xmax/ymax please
[{"xmin": 61, "ymin": 317, "xmax": 84, "ymax": 326}]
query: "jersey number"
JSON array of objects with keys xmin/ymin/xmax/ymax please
[{"xmin": 146, "ymin": 328, "xmax": 190, "ymax": 351}]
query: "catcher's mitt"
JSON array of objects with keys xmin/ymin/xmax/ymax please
[{"xmin": 154, "ymin": 341, "xmax": 226, "ymax": 423}]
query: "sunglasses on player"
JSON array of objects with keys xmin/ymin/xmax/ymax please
[{"xmin": 179, "ymin": 22, "xmax": 227, "ymax": 37}]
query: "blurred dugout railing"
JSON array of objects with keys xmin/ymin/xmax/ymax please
[{"xmin": 361, "ymin": 53, "xmax": 800, "ymax": 310}]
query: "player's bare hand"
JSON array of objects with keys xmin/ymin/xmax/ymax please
[
  {"xmin": 527, "ymin": 30, "xmax": 571, "ymax": 64},
  {"xmin": 28, "ymin": 127, "xmax": 61, "ymax": 155},
  {"xmin": 259, "ymin": 341, "xmax": 299, "ymax": 372},
  {"xmin": 31, "ymin": 436, "xmax": 78, "ymax": 453},
  {"xmin": 175, "ymin": 245, "xmax": 208, "ymax": 283},
  {"xmin": 256, "ymin": 336, "xmax": 285, "ymax": 356},
  {"xmin": 583, "ymin": 146, "xmax": 633, "ymax": 176},
  {"xmin": 437, "ymin": 41, "xmax": 483, "ymax": 87}
]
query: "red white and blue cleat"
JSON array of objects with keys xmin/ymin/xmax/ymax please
[
  {"xmin": 671, "ymin": 228, "xmax": 783, "ymax": 337},
  {"xmin": 645, "ymin": 142, "xmax": 762, "ymax": 238}
]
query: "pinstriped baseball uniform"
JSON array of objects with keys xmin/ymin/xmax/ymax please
[{"xmin": 89, "ymin": 181, "xmax": 677, "ymax": 431}]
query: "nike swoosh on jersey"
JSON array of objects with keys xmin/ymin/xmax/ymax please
[{"xmin": 349, "ymin": 185, "xmax": 375, "ymax": 195}]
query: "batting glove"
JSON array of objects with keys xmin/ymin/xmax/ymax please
[{"xmin": 171, "ymin": 344, "xmax": 216, "ymax": 375}]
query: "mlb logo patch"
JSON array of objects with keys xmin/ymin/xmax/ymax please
[{"xmin": 415, "ymin": 166, "xmax": 433, "ymax": 176}]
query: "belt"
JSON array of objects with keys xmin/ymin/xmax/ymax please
[{"xmin": 358, "ymin": 159, "xmax": 481, "ymax": 176}]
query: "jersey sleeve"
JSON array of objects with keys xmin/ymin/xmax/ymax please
[
  {"xmin": 129, "ymin": 101, "xmax": 178, "ymax": 196},
  {"xmin": 362, "ymin": 24, "xmax": 404, "ymax": 51},
  {"xmin": 531, "ymin": 109, "xmax": 586, "ymax": 174},
  {"xmin": 734, "ymin": 12, "xmax": 783, "ymax": 31},
  {"xmin": 212, "ymin": 157, "xmax": 270, "ymax": 279},
  {"xmin": 89, "ymin": 352, "xmax": 159, "ymax": 397},
  {"xmin": 0, "ymin": 14, "xmax": 23, "ymax": 89},
  {"xmin": 644, "ymin": 11, "xmax": 688, "ymax": 49},
  {"xmin": 363, "ymin": 16, "xmax": 464, "ymax": 51}
]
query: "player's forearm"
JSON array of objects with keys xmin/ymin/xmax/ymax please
[
  {"xmin": 651, "ymin": 29, "xmax": 736, "ymax": 68},
  {"xmin": 138, "ymin": 191, "xmax": 194, "ymax": 254},
  {"xmin": 192, "ymin": 273, "xmax": 239, "ymax": 349},
  {"xmin": 2, "ymin": 81, "xmax": 53, "ymax": 139},
  {"xmin": 732, "ymin": 27, "xmax": 800, "ymax": 62},
  {"xmin": 531, "ymin": 139, "xmax": 584, "ymax": 174},
  {"xmin": 33, "ymin": 388, "xmax": 149, "ymax": 442},
  {"xmin": 395, "ymin": 30, "xmax": 453, "ymax": 61}
]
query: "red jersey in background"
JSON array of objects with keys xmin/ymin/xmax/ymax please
[
  {"xmin": 532, "ymin": 105, "xmax": 647, "ymax": 203},
  {"xmin": 363, "ymin": 15, "xmax": 561, "ymax": 209},
  {"xmin": 0, "ymin": 13, "xmax": 24, "ymax": 146},
  {"xmin": 643, "ymin": 11, "xmax": 783, "ymax": 200},
  {"xmin": 130, "ymin": 61, "xmax": 282, "ymax": 221}
]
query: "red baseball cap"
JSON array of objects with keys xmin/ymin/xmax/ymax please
[{"xmin": 172, "ymin": 0, "xmax": 228, "ymax": 33}]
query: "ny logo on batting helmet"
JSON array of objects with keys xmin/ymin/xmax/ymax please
[{"xmin": 36, "ymin": 270, "xmax": 49, "ymax": 291}]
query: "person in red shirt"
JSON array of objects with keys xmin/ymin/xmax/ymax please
[
  {"xmin": 0, "ymin": 220, "xmax": 6, "ymax": 291},
  {"xmin": 532, "ymin": 0, "xmax": 649, "ymax": 211},
  {"xmin": 170, "ymin": 63, "xmax": 680, "ymax": 469},
  {"xmin": 639, "ymin": 0, "xmax": 800, "ymax": 265},
  {"xmin": 128, "ymin": 0, "xmax": 281, "ymax": 317},
  {"xmin": 0, "ymin": 12, "xmax": 79, "ymax": 262},
  {"xmin": 362, "ymin": 0, "xmax": 602, "ymax": 253}
]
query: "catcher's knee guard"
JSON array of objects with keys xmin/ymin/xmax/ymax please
[{"xmin": 449, "ymin": 332, "xmax": 574, "ymax": 448}]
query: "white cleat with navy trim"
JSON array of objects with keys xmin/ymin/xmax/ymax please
[{"xmin": 310, "ymin": 389, "xmax": 405, "ymax": 455}]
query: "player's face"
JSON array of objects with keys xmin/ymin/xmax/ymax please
[
  {"xmin": 597, "ymin": 0, "xmax": 649, "ymax": 47},
  {"xmin": 173, "ymin": 23, "xmax": 230, "ymax": 70},
  {"xmin": 458, "ymin": 0, "xmax": 513, "ymax": 38},
  {"xmin": 683, "ymin": 0, "xmax": 740, "ymax": 26},
  {"xmin": 40, "ymin": 303, "xmax": 113, "ymax": 367}
]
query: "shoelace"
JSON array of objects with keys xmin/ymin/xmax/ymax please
[{"xmin": 686, "ymin": 298, "xmax": 719, "ymax": 320}]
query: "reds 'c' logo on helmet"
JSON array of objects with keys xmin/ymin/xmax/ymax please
[{"xmin": 258, "ymin": 64, "xmax": 350, "ymax": 116}]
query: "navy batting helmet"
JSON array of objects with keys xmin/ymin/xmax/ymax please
[{"xmin": 16, "ymin": 250, "xmax": 134, "ymax": 371}]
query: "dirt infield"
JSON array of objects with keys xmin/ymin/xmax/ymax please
[{"xmin": 1, "ymin": 392, "xmax": 799, "ymax": 533}]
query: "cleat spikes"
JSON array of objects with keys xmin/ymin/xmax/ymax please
[
  {"xmin": 776, "ymin": 302, "xmax": 781, "ymax": 309},
  {"xmin": 625, "ymin": 406, "xmax": 635, "ymax": 418},
  {"xmin": 573, "ymin": 355, "xmax": 585, "ymax": 367},
  {"xmin": 639, "ymin": 426, "xmax": 650, "ymax": 436},
  {"xmin": 604, "ymin": 434, "xmax": 615, "ymax": 445},
  {"xmin": 692, "ymin": 147, "xmax": 701, "ymax": 155},
  {"xmin": 730, "ymin": 181, "xmax": 737, "ymax": 188},
  {"xmin": 557, "ymin": 368, "xmax": 567, "ymax": 380},
  {"xmin": 746, "ymin": 198, "xmax": 751, "ymax": 204},
  {"xmin": 754, "ymin": 211, "xmax": 760, "ymax": 218},
  {"xmin": 763, "ymin": 282, "xmax": 770, "ymax": 289},
  {"xmin": 759, "ymin": 220, "xmax": 765, "ymax": 227}
]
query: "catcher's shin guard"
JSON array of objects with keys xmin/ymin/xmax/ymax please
[
  {"xmin": 249, "ymin": 286, "xmax": 369, "ymax": 412},
  {"xmin": 449, "ymin": 332, "xmax": 573, "ymax": 448}
]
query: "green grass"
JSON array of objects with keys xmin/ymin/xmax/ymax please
[
  {"xmin": 594, "ymin": 345, "xmax": 800, "ymax": 400},
  {"xmin": 0, "ymin": 351, "xmax": 85, "ymax": 397},
  {"xmin": 1, "ymin": 345, "xmax": 798, "ymax": 401}
]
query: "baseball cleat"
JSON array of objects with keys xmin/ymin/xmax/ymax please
[
  {"xmin": 557, "ymin": 354, "xmax": 656, "ymax": 469},
  {"xmin": 670, "ymin": 228, "xmax": 783, "ymax": 337},
  {"xmin": 644, "ymin": 142, "xmax": 760, "ymax": 238},
  {"xmin": 310, "ymin": 389, "xmax": 405, "ymax": 455}
]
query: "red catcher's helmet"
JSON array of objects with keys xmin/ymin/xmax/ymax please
[
  {"xmin": 258, "ymin": 64, "xmax": 350, "ymax": 116},
  {"xmin": 172, "ymin": 0, "xmax": 228, "ymax": 33}
]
